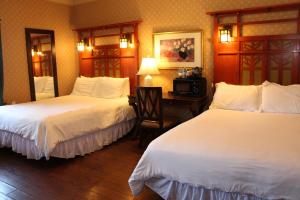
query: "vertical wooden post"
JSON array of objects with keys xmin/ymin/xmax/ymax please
[
  {"xmin": 297, "ymin": 9, "xmax": 300, "ymax": 83},
  {"xmin": 236, "ymin": 13, "xmax": 242, "ymax": 84},
  {"xmin": 134, "ymin": 23, "xmax": 140, "ymax": 90},
  {"xmin": 213, "ymin": 15, "xmax": 219, "ymax": 85}
]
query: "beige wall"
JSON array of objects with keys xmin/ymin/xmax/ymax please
[
  {"xmin": 0, "ymin": 0, "xmax": 77, "ymax": 103},
  {"xmin": 71, "ymin": 0, "xmax": 300, "ymax": 94},
  {"xmin": 1, "ymin": 0, "xmax": 299, "ymax": 103}
]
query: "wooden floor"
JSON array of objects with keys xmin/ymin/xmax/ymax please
[{"xmin": 0, "ymin": 136, "xmax": 163, "ymax": 200}]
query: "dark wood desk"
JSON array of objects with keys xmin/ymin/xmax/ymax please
[{"xmin": 128, "ymin": 92, "xmax": 208, "ymax": 117}]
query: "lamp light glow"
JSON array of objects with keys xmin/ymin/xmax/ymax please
[{"xmin": 137, "ymin": 57, "xmax": 160, "ymax": 86}]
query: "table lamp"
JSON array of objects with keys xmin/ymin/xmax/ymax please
[{"xmin": 137, "ymin": 57, "xmax": 160, "ymax": 86}]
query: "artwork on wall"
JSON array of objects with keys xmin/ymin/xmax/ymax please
[{"xmin": 154, "ymin": 31, "xmax": 202, "ymax": 69}]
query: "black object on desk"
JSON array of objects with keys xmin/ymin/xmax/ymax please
[{"xmin": 173, "ymin": 77, "xmax": 207, "ymax": 97}]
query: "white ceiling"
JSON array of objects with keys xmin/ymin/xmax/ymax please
[{"xmin": 47, "ymin": 0, "xmax": 96, "ymax": 6}]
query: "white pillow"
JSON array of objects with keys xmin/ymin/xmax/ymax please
[
  {"xmin": 71, "ymin": 77, "xmax": 97, "ymax": 96},
  {"xmin": 261, "ymin": 81, "xmax": 300, "ymax": 114},
  {"xmin": 210, "ymin": 82, "xmax": 261, "ymax": 112},
  {"xmin": 92, "ymin": 77, "xmax": 129, "ymax": 98},
  {"xmin": 43, "ymin": 77, "xmax": 54, "ymax": 93},
  {"xmin": 34, "ymin": 76, "xmax": 47, "ymax": 93}
]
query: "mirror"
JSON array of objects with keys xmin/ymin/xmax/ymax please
[{"xmin": 25, "ymin": 28, "xmax": 58, "ymax": 101}]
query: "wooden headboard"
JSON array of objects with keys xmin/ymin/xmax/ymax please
[
  {"xmin": 208, "ymin": 3, "xmax": 300, "ymax": 85},
  {"xmin": 74, "ymin": 21, "xmax": 141, "ymax": 94}
]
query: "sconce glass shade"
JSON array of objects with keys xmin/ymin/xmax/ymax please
[
  {"xmin": 220, "ymin": 28, "xmax": 231, "ymax": 43},
  {"xmin": 86, "ymin": 38, "xmax": 93, "ymax": 51},
  {"xmin": 86, "ymin": 45, "xmax": 93, "ymax": 51},
  {"xmin": 32, "ymin": 45, "xmax": 43, "ymax": 56},
  {"xmin": 36, "ymin": 51, "xmax": 43, "ymax": 56},
  {"xmin": 31, "ymin": 48, "xmax": 35, "ymax": 56},
  {"xmin": 120, "ymin": 36, "xmax": 128, "ymax": 48},
  {"xmin": 77, "ymin": 40, "xmax": 85, "ymax": 52}
]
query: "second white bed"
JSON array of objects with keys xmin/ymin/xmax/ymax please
[
  {"xmin": 129, "ymin": 109, "xmax": 300, "ymax": 199},
  {"xmin": 0, "ymin": 95, "xmax": 135, "ymax": 159}
]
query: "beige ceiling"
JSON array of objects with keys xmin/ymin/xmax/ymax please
[{"xmin": 47, "ymin": 0, "xmax": 96, "ymax": 5}]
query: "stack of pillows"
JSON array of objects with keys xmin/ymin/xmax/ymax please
[
  {"xmin": 210, "ymin": 81, "xmax": 300, "ymax": 114},
  {"xmin": 71, "ymin": 76, "xmax": 130, "ymax": 99}
]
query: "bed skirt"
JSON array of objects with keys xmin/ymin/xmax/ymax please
[
  {"xmin": 144, "ymin": 177, "xmax": 267, "ymax": 200},
  {"xmin": 0, "ymin": 119, "xmax": 135, "ymax": 160}
]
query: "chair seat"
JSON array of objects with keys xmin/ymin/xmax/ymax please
[{"xmin": 141, "ymin": 117, "xmax": 179, "ymax": 130}]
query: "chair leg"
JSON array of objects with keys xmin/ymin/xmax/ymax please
[
  {"xmin": 138, "ymin": 127, "xmax": 145, "ymax": 147},
  {"xmin": 131, "ymin": 121, "xmax": 141, "ymax": 140}
]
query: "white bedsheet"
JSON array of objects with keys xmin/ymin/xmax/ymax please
[
  {"xmin": 36, "ymin": 92, "xmax": 55, "ymax": 101},
  {"xmin": 129, "ymin": 109, "xmax": 300, "ymax": 199},
  {"xmin": 0, "ymin": 95, "xmax": 135, "ymax": 158}
]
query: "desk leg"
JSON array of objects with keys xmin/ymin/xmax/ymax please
[
  {"xmin": 189, "ymin": 102, "xmax": 200, "ymax": 117},
  {"xmin": 189, "ymin": 101, "xmax": 206, "ymax": 117}
]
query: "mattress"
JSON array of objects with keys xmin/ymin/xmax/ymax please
[
  {"xmin": 129, "ymin": 109, "xmax": 300, "ymax": 199},
  {"xmin": 0, "ymin": 95, "xmax": 135, "ymax": 159}
]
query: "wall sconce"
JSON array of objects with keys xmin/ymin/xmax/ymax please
[
  {"xmin": 31, "ymin": 48, "xmax": 35, "ymax": 56},
  {"xmin": 31, "ymin": 45, "xmax": 43, "ymax": 56},
  {"xmin": 77, "ymin": 37, "xmax": 93, "ymax": 52},
  {"xmin": 120, "ymin": 35, "xmax": 128, "ymax": 48},
  {"xmin": 86, "ymin": 37, "xmax": 93, "ymax": 51},
  {"xmin": 120, "ymin": 34, "xmax": 134, "ymax": 49},
  {"xmin": 77, "ymin": 38, "xmax": 93, "ymax": 52},
  {"xmin": 219, "ymin": 25, "xmax": 232, "ymax": 43},
  {"xmin": 77, "ymin": 40, "xmax": 85, "ymax": 52}
]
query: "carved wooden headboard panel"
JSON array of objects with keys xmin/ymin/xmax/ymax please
[
  {"xmin": 75, "ymin": 21, "xmax": 141, "ymax": 94},
  {"xmin": 208, "ymin": 3, "xmax": 300, "ymax": 85}
]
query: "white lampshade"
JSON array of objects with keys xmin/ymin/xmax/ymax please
[{"xmin": 137, "ymin": 58, "xmax": 160, "ymax": 75}]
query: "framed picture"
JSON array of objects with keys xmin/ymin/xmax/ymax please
[{"xmin": 153, "ymin": 31, "xmax": 203, "ymax": 69}]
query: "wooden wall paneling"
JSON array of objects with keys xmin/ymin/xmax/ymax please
[
  {"xmin": 120, "ymin": 47, "xmax": 136, "ymax": 94},
  {"xmin": 133, "ymin": 23, "xmax": 140, "ymax": 88},
  {"xmin": 79, "ymin": 51, "xmax": 94, "ymax": 77},
  {"xmin": 262, "ymin": 40, "xmax": 268, "ymax": 83},
  {"xmin": 294, "ymin": 9, "xmax": 300, "ymax": 83},
  {"xmin": 208, "ymin": 3, "xmax": 300, "ymax": 85},
  {"xmin": 236, "ymin": 13, "xmax": 242, "ymax": 84},
  {"xmin": 213, "ymin": 16, "xmax": 219, "ymax": 84},
  {"xmin": 214, "ymin": 54, "xmax": 239, "ymax": 84},
  {"xmin": 75, "ymin": 21, "xmax": 141, "ymax": 93}
]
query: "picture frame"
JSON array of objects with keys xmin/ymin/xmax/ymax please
[{"xmin": 153, "ymin": 30, "xmax": 203, "ymax": 69}]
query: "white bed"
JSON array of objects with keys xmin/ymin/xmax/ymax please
[
  {"xmin": 129, "ymin": 82, "xmax": 300, "ymax": 200},
  {"xmin": 0, "ymin": 95, "xmax": 135, "ymax": 160}
]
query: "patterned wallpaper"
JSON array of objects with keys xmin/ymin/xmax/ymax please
[
  {"xmin": 1, "ymin": 0, "xmax": 299, "ymax": 103},
  {"xmin": 0, "ymin": 0, "xmax": 77, "ymax": 103},
  {"xmin": 71, "ymin": 0, "xmax": 300, "ymax": 94}
]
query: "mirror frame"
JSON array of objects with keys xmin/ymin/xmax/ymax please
[{"xmin": 25, "ymin": 28, "xmax": 59, "ymax": 101}]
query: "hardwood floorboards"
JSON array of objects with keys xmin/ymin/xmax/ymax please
[{"xmin": 0, "ymin": 136, "xmax": 163, "ymax": 200}]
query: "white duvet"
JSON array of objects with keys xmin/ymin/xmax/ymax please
[
  {"xmin": 0, "ymin": 95, "xmax": 135, "ymax": 158},
  {"xmin": 129, "ymin": 109, "xmax": 300, "ymax": 199}
]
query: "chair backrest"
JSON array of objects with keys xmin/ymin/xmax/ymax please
[{"xmin": 136, "ymin": 87, "xmax": 163, "ymax": 126}]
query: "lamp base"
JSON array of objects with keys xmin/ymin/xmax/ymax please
[{"xmin": 144, "ymin": 75, "xmax": 153, "ymax": 87}]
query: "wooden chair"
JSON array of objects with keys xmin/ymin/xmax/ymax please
[{"xmin": 136, "ymin": 87, "xmax": 178, "ymax": 147}]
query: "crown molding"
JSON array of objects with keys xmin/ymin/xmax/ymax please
[{"xmin": 47, "ymin": 0, "xmax": 96, "ymax": 6}]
